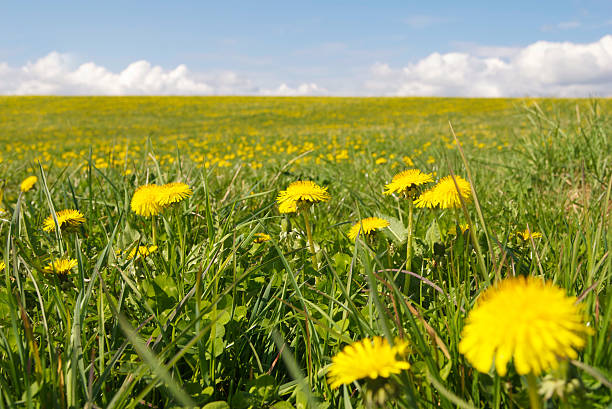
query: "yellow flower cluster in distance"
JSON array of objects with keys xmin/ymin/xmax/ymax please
[
  {"xmin": 276, "ymin": 181, "xmax": 330, "ymax": 214},
  {"xmin": 0, "ymin": 98, "xmax": 523, "ymax": 171},
  {"xmin": 459, "ymin": 276, "xmax": 591, "ymax": 376},
  {"xmin": 328, "ymin": 337, "xmax": 410, "ymax": 389},
  {"xmin": 415, "ymin": 175, "xmax": 472, "ymax": 209},
  {"xmin": 20, "ymin": 176, "xmax": 37, "ymax": 192},
  {"xmin": 253, "ymin": 233, "xmax": 271, "ymax": 243},
  {"xmin": 43, "ymin": 209, "xmax": 86, "ymax": 232},
  {"xmin": 131, "ymin": 182, "xmax": 192, "ymax": 216},
  {"xmin": 44, "ymin": 258, "xmax": 77, "ymax": 275},
  {"xmin": 383, "ymin": 169, "xmax": 433, "ymax": 197},
  {"xmin": 348, "ymin": 217, "xmax": 390, "ymax": 241}
]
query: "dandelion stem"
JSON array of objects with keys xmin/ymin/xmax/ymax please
[
  {"xmin": 404, "ymin": 200, "xmax": 414, "ymax": 292},
  {"xmin": 493, "ymin": 374, "xmax": 501, "ymax": 409},
  {"xmin": 152, "ymin": 219, "xmax": 157, "ymax": 246},
  {"xmin": 64, "ymin": 234, "xmax": 71, "ymax": 257},
  {"xmin": 303, "ymin": 211, "xmax": 317, "ymax": 268},
  {"xmin": 526, "ymin": 372, "xmax": 542, "ymax": 409}
]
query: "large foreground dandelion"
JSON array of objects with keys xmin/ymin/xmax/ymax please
[
  {"xmin": 348, "ymin": 217, "xmax": 390, "ymax": 241},
  {"xmin": 383, "ymin": 169, "xmax": 433, "ymax": 197},
  {"xmin": 415, "ymin": 175, "xmax": 472, "ymax": 209},
  {"xmin": 459, "ymin": 276, "xmax": 591, "ymax": 377},
  {"xmin": 43, "ymin": 209, "xmax": 85, "ymax": 233},
  {"xmin": 276, "ymin": 181, "xmax": 330, "ymax": 214},
  {"xmin": 328, "ymin": 337, "xmax": 410, "ymax": 389}
]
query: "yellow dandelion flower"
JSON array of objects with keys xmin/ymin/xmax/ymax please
[
  {"xmin": 415, "ymin": 175, "xmax": 472, "ymax": 209},
  {"xmin": 328, "ymin": 337, "xmax": 410, "ymax": 389},
  {"xmin": 348, "ymin": 217, "xmax": 390, "ymax": 241},
  {"xmin": 0, "ymin": 261, "xmax": 4, "ymax": 271},
  {"xmin": 131, "ymin": 184, "xmax": 163, "ymax": 216},
  {"xmin": 412, "ymin": 189, "xmax": 437, "ymax": 209},
  {"xmin": 383, "ymin": 169, "xmax": 433, "ymax": 197},
  {"xmin": 43, "ymin": 209, "xmax": 85, "ymax": 233},
  {"xmin": 127, "ymin": 245, "xmax": 158, "ymax": 260},
  {"xmin": 276, "ymin": 181, "xmax": 330, "ymax": 214},
  {"xmin": 44, "ymin": 258, "xmax": 77, "ymax": 275},
  {"xmin": 278, "ymin": 199, "xmax": 298, "ymax": 214},
  {"xmin": 253, "ymin": 233, "xmax": 271, "ymax": 243},
  {"xmin": 448, "ymin": 223, "xmax": 469, "ymax": 236},
  {"xmin": 20, "ymin": 176, "xmax": 37, "ymax": 192},
  {"xmin": 375, "ymin": 157, "xmax": 387, "ymax": 165},
  {"xmin": 516, "ymin": 229, "xmax": 543, "ymax": 241},
  {"xmin": 459, "ymin": 277, "xmax": 591, "ymax": 376},
  {"xmin": 158, "ymin": 182, "xmax": 193, "ymax": 207}
]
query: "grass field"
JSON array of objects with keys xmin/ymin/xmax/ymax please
[{"xmin": 0, "ymin": 97, "xmax": 610, "ymax": 409}]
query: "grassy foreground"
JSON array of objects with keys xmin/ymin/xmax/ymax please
[{"xmin": 0, "ymin": 97, "xmax": 610, "ymax": 408}]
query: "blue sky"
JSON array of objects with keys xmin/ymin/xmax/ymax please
[{"xmin": 1, "ymin": 1, "xmax": 611, "ymax": 96}]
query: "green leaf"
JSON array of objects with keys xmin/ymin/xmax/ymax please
[
  {"xmin": 440, "ymin": 360, "xmax": 453, "ymax": 381},
  {"xmin": 375, "ymin": 213, "xmax": 408, "ymax": 244},
  {"xmin": 202, "ymin": 401, "xmax": 230, "ymax": 409},
  {"xmin": 272, "ymin": 402, "xmax": 296, "ymax": 409},
  {"xmin": 332, "ymin": 253, "xmax": 352, "ymax": 272},
  {"xmin": 425, "ymin": 219, "xmax": 442, "ymax": 250}
]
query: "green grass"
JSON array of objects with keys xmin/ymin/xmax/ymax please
[{"xmin": 0, "ymin": 97, "xmax": 610, "ymax": 408}]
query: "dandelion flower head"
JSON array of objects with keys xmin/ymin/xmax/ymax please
[
  {"xmin": 277, "ymin": 181, "xmax": 330, "ymax": 214},
  {"xmin": 383, "ymin": 169, "xmax": 433, "ymax": 197},
  {"xmin": 158, "ymin": 182, "xmax": 193, "ymax": 207},
  {"xmin": 448, "ymin": 223, "xmax": 469, "ymax": 236},
  {"xmin": 20, "ymin": 176, "xmax": 37, "ymax": 192},
  {"xmin": 459, "ymin": 276, "xmax": 591, "ymax": 376},
  {"xmin": 253, "ymin": 232, "xmax": 271, "ymax": 243},
  {"xmin": 44, "ymin": 258, "xmax": 77, "ymax": 275},
  {"xmin": 127, "ymin": 245, "xmax": 158, "ymax": 260},
  {"xmin": 328, "ymin": 337, "xmax": 410, "ymax": 389},
  {"xmin": 415, "ymin": 175, "xmax": 472, "ymax": 209},
  {"xmin": 413, "ymin": 189, "xmax": 437, "ymax": 209},
  {"xmin": 131, "ymin": 184, "xmax": 164, "ymax": 216},
  {"xmin": 348, "ymin": 217, "xmax": 390, "ymax": 241},
  {"xmin": 517, "ymin": 229, "xmax": 543, "ymax": 241},
  {"xmin": 43, "ymin": 209, "xmax": 85, "ymax": 232}
]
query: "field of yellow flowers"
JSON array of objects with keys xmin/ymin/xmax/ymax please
[{"xmin": 0, "ymin": 96, "xmax": 610, "ymax": 409}]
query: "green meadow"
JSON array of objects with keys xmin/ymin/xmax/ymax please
[{"xmin": 0, "ymin": 97, "xmax": 610, "ymax": 409}]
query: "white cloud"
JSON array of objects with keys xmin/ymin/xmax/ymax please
[
  {"xmin": 0, "ymin": 52, "xmax": 324, "ymax": 96},
  {"xmin": 260, "ymin": 83, "xmax": 328, "ymax": 96},
  {"xmin": 366, "ymin": 35, "xmax": 612, "ymax": 97},
  {"xmin": 2, "ymin": 36, "xmax": 612, "ymax": 97}
]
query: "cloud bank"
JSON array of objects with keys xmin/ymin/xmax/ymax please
[
  {"xmin": 0, "ymin": 52, "xmax": 326, "ymax": 96},
  {"xmin": 367, "ymin": 35, "xmax": 612, "ymax": 97},
  {"xmin": 1, "ymin": 36, "xmax": 611, "ymax": 97}
]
